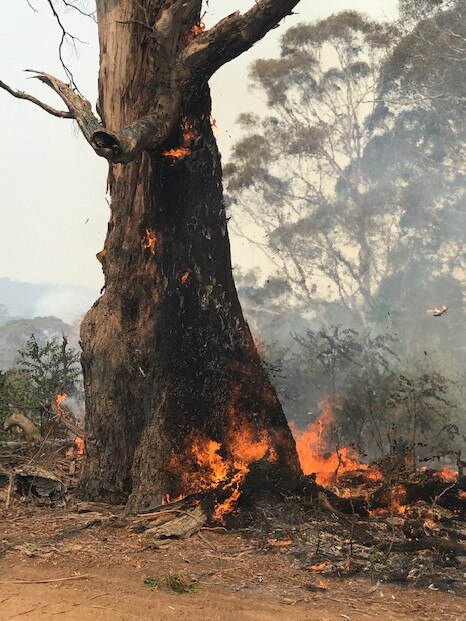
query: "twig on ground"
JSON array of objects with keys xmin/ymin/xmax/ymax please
[
  {"xmin": 0, "ymin": 574, "xmax": 90, "ymax": 585},
  {"xmin": 5, "ymin": 473, "xmax": 13, "ymax": 508},
  {"xmin": 197, "ymin": 531, "xmax": 216, "ymax": 550}
]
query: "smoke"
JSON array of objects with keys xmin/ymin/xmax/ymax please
[
  {"xmin": 63, "ymin": 394, "xmax": 85, "ymax": 427},
  {"xmin": 32, "ymin": 287, "xmax": 97, "ymax": 323}
]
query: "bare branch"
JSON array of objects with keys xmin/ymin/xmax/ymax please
[
  {"xmin": 45, "ymin": 0, "xmax": 88, "ymax": 90},
  {"xmin": 25, "ymin": 70, "xmax": 179, "ymax": 163},
  {"xmin": 9, "ymin": 0, "xmax": 301, "ymax": 165},
  {"xmin": 25, "ymin": 0, "xmax": 39, "ymax": 13},
  {"xmin": 183, "ymin": 0, "xmax": 300, "ymax": 80},
  {"xmin": 61, "ymin": 0, "xmax": 97, "ymax": 23},
  {"xmin": 0, "ymin": 78, "xmax": 73, "ymax": 119},
  {"xmin": 27, "ymin": 70, "xmax": 107, "ymax": 147}
]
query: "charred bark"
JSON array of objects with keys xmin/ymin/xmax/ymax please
[{"xmin": 79, "ymin": 83, "xmax": 300, "ymax": 507}]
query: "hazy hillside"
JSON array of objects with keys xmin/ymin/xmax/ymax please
[
  {"xmin": 0, "ymin": 277, "xmax": 97, "ymax": 324},
  {"xmin": 0, "ymin": 316, "xmax": 79, "ymax": 371}
]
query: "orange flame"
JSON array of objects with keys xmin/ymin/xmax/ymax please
[
  {"xmin": 268, "ymin": 538, "xmax": 293, "ymax": 547},
  {"xmin": 74, "ymin": 435, "xmax": 84, "ymax": 457},
  {"xmin": 142, "ymin": 228, "xmax": 157, "ymax": 255},
  {"xmin": 163, "ymin": 121, "xmax": 197, "ymax": 162},
  {"xmin": 186, "ymin": 15, "xmax": 206, "ymax": 43},
  {"xmin": 308, "ymin": 562, "xmax": 330, "ymax": 572},
  {"xmin": 181, "ymin": 271, "xmax": 190, "ymax": 284},
  {"xmin": 55, "ymin": 393, "xmax": 85, "ymax": 459},
  {"xmin": 435, "ymin": 466, "xmax": 458, "ymax": 482},
  {"xmin": 168, "ymin": 401, "xmax": 275, "ymax": 521},
  {"xmin": 55, "ymin": 393, "xmax": 67, "ymax": 409},
  {"xmin": 292, "ymin": 398, "xmax": 381, "ymax": 489}
]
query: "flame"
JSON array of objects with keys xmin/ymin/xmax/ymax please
[
  {"xmin": 186, "ymin": 15, "xmax": 206, "ymax": 43},
  {"xmin": 292, "ymin": 398, "xmax": 381, "ymax": 489},
  {"xmin": 268, "ymin": 538, "xmax": 292, "ymax": 547},
  {"xmin": 459, "ymin": 491, "xmax": 466, "ymax": 499},
  {"xmin": 368, "ymin": 484, "xmax": 408, "ymax": 517},
  {"xmin": 435, "ymin": 466, "xmax": 458, "ymax": 482},
  {"xmin": 181, "ymin": 271, "xmax": 190, "ymax": 284},
  {"xmin": 74, "ymin": 435, "xmax": 84, "ymax": 457},
  {"xmin": 388, "ymin": 484, "xmax": 407, "ymax": 514},
  {"xmin": 163, "ymin": 121, "xmax": 197, "ymax": 162},
  {"xmin": 55, "ymin": 393, "xmax": 85, "ymax": 459},
  {"xmin": 142, "ymin": 228, "xmax": 157, "ymax": 255},
  {"xmin": 168, "ymin": 398, "xmax": 275, "ymax": 521},
  {"xmin": 55, "ymin": 393, "xmax": 67, "ymax": 410},
  {"xmin": 308, "ymin": 562, "xmax": 330, "ymax": 572}
]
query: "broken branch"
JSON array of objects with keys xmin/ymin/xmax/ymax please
[
  {"xmin": 183, "ymin": 0, "xmax": 300, "ymax": 80},
  {"xmin": 0, "ymin": 79, "xmax": 73, "ymax": 118}
]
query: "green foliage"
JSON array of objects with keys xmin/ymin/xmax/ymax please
[
  {"xmin": 0, "ymin": 334, "xmax": 81, "ymax": 437},
  {"xmin": 270, "ymin": 324, "xmax": 461, "ymax": 461},
  {"xmin": 18, "ymin": 334, "xmax": 81, "ymax": 402},
  {"xmin": 143, "ymin": 574, "xmax": 201, "ymax": 594},
  {"xmin": 164, "ymin": 572, "xmax": 200, "ymax": 594},
  {"xmin": 143, "ymin": 577, "xmax": 159, "ymax": 589}
]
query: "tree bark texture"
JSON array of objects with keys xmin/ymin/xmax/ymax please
[{"xmin": 78, "ymin": 1, "xmax": 301, "ymax": 509}]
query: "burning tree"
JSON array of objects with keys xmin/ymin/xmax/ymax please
[{"xmin": 0, "ymin": 1, "xmax": 302, "ymax": 511}]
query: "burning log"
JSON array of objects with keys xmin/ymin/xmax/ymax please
[
  {"xmin": 52, "ymin": 395, "xmax": 85, "ymax": 439},
  {"xmin": 3, "ymin": 409, "xmax": 42, "ymax": 443},
  {"xmin": 366, "ymin": 469, "xmax": 466, "ymax": 515}
]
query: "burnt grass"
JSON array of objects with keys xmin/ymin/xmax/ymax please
[
  {"xmin": 228, "ymin": 493, "xmax": 465, "ymax": 594},
  {"xmin": 1, "ymin": 449, "xmax": 465, "ymax": 595},
  {"xmin": 222, "ymin": 463, "xmax": 466, "ymax": 594}
]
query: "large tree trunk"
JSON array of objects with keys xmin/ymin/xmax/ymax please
[{"xmin": 78, "ymin": 2, "xmax": 300, "ymax": 509}]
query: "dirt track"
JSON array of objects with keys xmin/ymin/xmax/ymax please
[
  {"xmin": 1, "ymin": 496, "xmax": 465, "ymax": 621},
  {"xmin": 1, "ymin": 522, "xmax": 465, "ymax": 621}
]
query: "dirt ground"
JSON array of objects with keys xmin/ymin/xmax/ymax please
[{"xmin": 0, "ymin": 504, "xmax": 465, "ymax": 621}]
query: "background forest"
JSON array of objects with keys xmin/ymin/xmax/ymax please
[{"xmin": 226, "ymin": 0, "xmax": 466, "ymax": 464}]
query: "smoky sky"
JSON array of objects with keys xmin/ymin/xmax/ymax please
[{"xmin": 0, "ymin": 1, "xmax": 397, "ymax": 293}]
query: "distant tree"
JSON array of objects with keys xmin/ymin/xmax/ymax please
[
  {"xmin": 372, "ymin": 0, "xmax": 466, "ymax": 284},
  {"xmin": 227, "ymin": 9, "xmax": 466, "ymax": 340},
  {"xmin": 226, "ymin": 12, "xmax": 399, "ymax": 326},
  {"xmin": 18, "ymin": 334, "xmax": 81, "ymax": 396}
]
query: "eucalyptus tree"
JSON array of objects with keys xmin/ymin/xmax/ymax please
[
  {"xmin": 0, "ymin": 0, "xmax": 302, "ymax": 510},
  {"xmin": 225, "ymin": 12, "xmax": 398, "ymax": 326}
]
